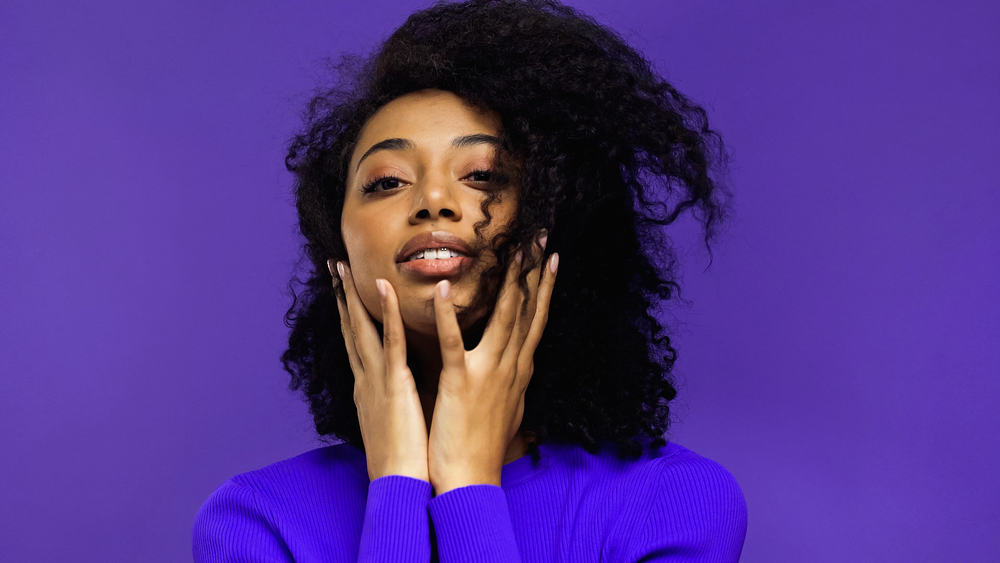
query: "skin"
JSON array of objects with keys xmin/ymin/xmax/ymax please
[
  {"xmin": 332, "ymin": 89, "xmax": 559, "ymax": 493},
  {"xmin": 341, "ymin": 89, "xmax": 516, "ymax": 379}
]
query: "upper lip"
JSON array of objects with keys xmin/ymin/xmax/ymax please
[{"xmin": 397, "ymin": 231, "xmax": 475, "ymax": 263}]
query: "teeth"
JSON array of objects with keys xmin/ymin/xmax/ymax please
[{"xmin": 407, "ymin": 248, "xmax": 464, "ymax": 261}]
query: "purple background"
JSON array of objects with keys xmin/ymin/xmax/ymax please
[{"xmin": 2, "ymin": 1, "xmax": 997, "ymax": 561}]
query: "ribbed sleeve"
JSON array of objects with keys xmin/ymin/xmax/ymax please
[
  {"xmin": 191, "ymin": 441, "xmax": 747, "ymax": 562},
  {"xmin": 358, "ymin": 475, "xmax": 433, "ymax": 562},
  {"xmin": 427, "ymin": 484, "xmax": 521, "ymax": 562},
  {"xmin": 192, "ymin": 478, "xmax": 294, "ymax": 562},
  {"xmin": 609, "ymin": 455, "xmax": 748, "ymax": 562}
]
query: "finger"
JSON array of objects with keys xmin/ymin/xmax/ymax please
[
  {"xmin": 378, "ymin": 279, "xmax": 408, "ymax": 382},
  {"xmin": 329, "ymin": 260, "xmax": 364, "ymax": 377},
  {"xmin": 478, "ymin": 249, "xmax": 523, "ymax": 360},
  {"xmin": 335, "ymin": 287, "xmax": 365, "ymax": 377},
  {"xmin": 514, "ymin": 232, "xmax": 548, "ymax": 347},
  {"xmin": 516, "ymin": 252, "xmax": 558, "ymax": 387},
  {"xmin": 432, "ymin": 280, "xmax": 466, "ymax": 375},
  {"xmin": 338, "ymin": 261, "xmax": 383, "ymax": 373},
  {"xmin": 501, "ymin": 232, "xmax": 546, "ymax": 370}
]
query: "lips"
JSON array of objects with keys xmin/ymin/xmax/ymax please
[
  {"xmin": 398, "ymin": 255, "xmax": 474, "ymax": 278},
  {"xmin": 396, "ymin": 230, "xmax": 475, "ymax": 263}
]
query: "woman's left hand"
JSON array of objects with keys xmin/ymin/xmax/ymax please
[{"xmin": 427, "ymin": 235, "xmax": 558, "ymax": 495}]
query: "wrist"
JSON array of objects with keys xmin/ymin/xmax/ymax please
[{"xmin": 432, "ymin": 471, "xmax": 502, "ymax": 495}]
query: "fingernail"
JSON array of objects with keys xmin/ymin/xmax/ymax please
[
  {"xmin": 327, "ymin": 260, "xmax": 341, "ymax": 288},
  {"xmin": 438, "ymin": 280, "xmax": 450, "ymax": 299},
  {"xmin": 537, "ymin": 230, "xmax": 548, "ymax": 250},
  {"xmin": 549, "ymin": 253, "xmax": 559, "ymax": 274},
  {"xmin": 376, "ymin": 279, "xmax": 386, "ymax": 297},
  {"xmin": 337, "ymin": 261, "xmax": 346, "ymax": 279},
  {"xmin": 515, "ymin": 250, "xmax": 523, "ymax": 264}
]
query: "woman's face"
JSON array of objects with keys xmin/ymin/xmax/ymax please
[{"xmin": 342, "ymin": 89, "xmax": 519, "ymax": 336}]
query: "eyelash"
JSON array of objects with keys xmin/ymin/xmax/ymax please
[{"xmin": 360, "ymin": 169, "xmax": 498, "ymax": 194}]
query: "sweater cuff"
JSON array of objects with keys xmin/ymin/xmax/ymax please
[
  {"xmin": 358, "ymin": 475, "xmax": 433, "ymax": 562},
  {"xmin": 428, "ymin": 484, "xmax": 520, "ymax": 562}
]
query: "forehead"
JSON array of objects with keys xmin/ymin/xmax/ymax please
[{"xmin": 351, "ymin": 90, "xmax": 501, "ymax": 162}]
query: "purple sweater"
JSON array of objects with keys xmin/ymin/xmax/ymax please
[{"xmin": 192, "ymin": 439, "xmax": 747, "ymax": 562}]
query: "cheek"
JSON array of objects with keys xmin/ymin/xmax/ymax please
[
  {"xmin": 490, "ymin": 194, "xmax": 519, "ymax": 232},
  {"xmin": 341, "ymin": 215, "xmax": 369, "ymax": 258},
  {"xmin": 340, "ymin": 216, "xmax": 385, "ymax": 323},
  {"xmin": 343, "ymin": 258, "xmax": 384, "ymax": 325},
  {"xmin": 343, "ymin": 257, "xmax": 381, "ymax": 321},
  {"xmin": 357, "ymin": 280, "xmax": 383, "ymax": 324}
]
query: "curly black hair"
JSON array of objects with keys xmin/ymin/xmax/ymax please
[{"xmin": 281, "ymin": 0, "xmax": 733, "ymax": 466}]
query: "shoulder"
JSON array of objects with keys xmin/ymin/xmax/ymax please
[
  {"xmin": 548, "ymin": 438, "xmax": 744, "ymax": 500},
  {"xmin": 239, "ymin": 442, "xmax": 366, "ymax": 484},
  {"xmin": 591, "ymin": 439, "xmax": 746, "ymax": 516},
  {"xmin": 192, "ymin": 443, "xmax": 367, "ymax": 560},
  {"xmin": 192, "ymin": 473, "xmax": 289, "ymax": 561},
  {"xmin": 649, "ymin": 442, "xmax": 747, "ymax": 510},
  {"xmin": 198, "ymin": 442, "xmax": 367, "ymax": 506},
  {"xmin": 603, "ymin": 440, "xmax": 748, "ymax": 562}
]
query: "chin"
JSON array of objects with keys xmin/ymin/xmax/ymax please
[{"xmin": 397, "ymin": 298, "xmax": 488, "ymax": 336}]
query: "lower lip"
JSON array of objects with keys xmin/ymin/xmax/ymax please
[{"xmin": 398, "ymin": 256, "xmax": 474, "ymax": 278}]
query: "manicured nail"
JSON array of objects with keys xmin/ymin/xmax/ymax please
[
  {"xmin": 438, "ymin": 280, "xmax": 450, "ymax": 299},
  {"xmin": 376, "ymin": 279, "xmax": 386, "ymax": 297},
  {"xmin": 328, "ymin": 260, "xmax": 341, "ymax": 288},
  {"xmin": 549, "ymin": 253, "xmax": 559, "ymax": 274},
  {"xmin": 337, "ymin": 261, "xmax": 346, "ymax": 279},
  {"xmin": 537, "ymin": 230, "xmax": 548, "ymax": 250}
]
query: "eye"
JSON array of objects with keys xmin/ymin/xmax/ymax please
[
  {"xmin": 361, "ymin": 174, "xmax": 405, "ymax": 194},
  {"xmin": 361, "ymin": 169, "xmax": 504, "ymax": 194},
  {"xmin": 465, "ymin": 169, "xmax": 494, "ymax": 182},
  {"xmin": 465, "ymin": 168, "xmax": 510, "ymax": 188}
]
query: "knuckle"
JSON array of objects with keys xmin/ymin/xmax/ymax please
[
  {"xmin": 353, "ymin": 380, "xmax": 373, "ymax": 403},
  {"xmin": 385, "ymin": 368, "xmax": 408, "ymax": 387},
  {"xmin": 441, "ymin": 334, "xmax": 463, "ymax": 349}
]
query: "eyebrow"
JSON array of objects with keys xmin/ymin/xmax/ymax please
[{"xmin": 355, "ymin": 134, "xmax": 500, "ymax": 172}]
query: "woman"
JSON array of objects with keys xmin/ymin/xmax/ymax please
[{"xmin": 194, "ymin": 0, "xmax": 746, "ymax": 561}]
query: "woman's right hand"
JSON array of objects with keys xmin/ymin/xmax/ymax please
[{"xmin": 328, "ymin": 260, "xmax": 430, "ymax": 484}]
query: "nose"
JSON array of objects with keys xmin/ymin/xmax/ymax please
[{"xmin": 408, "ymin": 174, "xmax": 462, "ymax": 224}]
